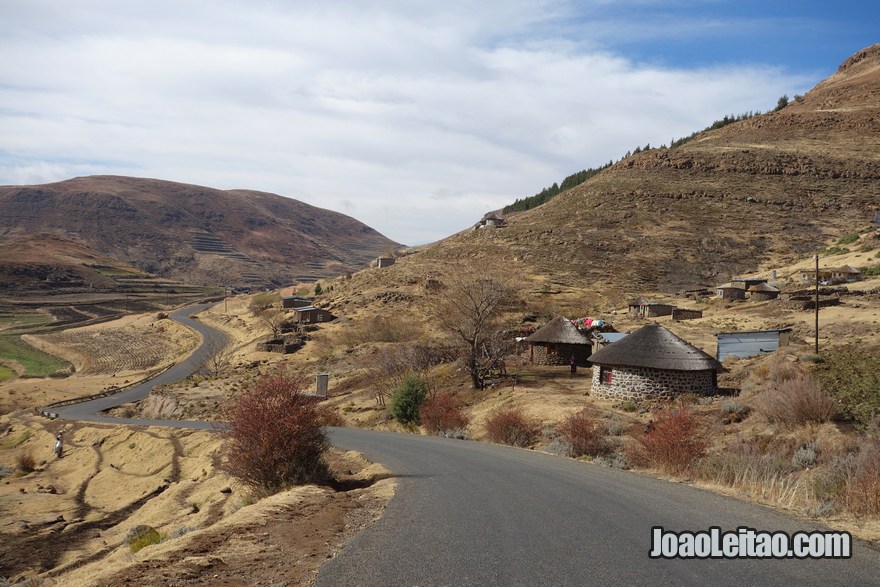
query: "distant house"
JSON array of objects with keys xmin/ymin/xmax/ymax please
[
  {"xmin": 589, "ymin": 324, "xmax": 721, "ymax": 400},
  {"xmin": 281, "ymin": 295, "xmax": 312, "ymax": 309},
  {"xmin": 732, "ymin": 277, "xmax": 768, "ymax": 289},
  {"xmin": 291, "ymin": 306, "xmax": 335, "ymax": 324},
  {"xmin": 799, "ymin": 265, "xmax": 862, "ymax": 284},
  {"xmin": 747, "ymin": 282, "xmax": 780, "ymax": 301},
  {"xmin": 716, "ymin": 328, "xmax": 792, "ymax": 362},
  {"xmin": 627, "ymin": 297, "xmax": 675, "ymax": 318},
  {"xmin": 473, "ymin": 212, "xmax": 506, "ymax": 230},
  {"xmin": 375, "ymin": 257, "xmax": 396, "ymax": 268},
  {"xmin": 524, "ymin": 316, "xmax": 592, "ymax": 366},
  {"xmin": 716, "ymin": 282, "xmax": 746, "ymax": 301}
]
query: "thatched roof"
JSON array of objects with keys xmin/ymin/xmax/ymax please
[
  {"xmin": 524, "ymin": 316, "xmax": 590, "ymax": 345},
  {"xmin": 716, "ymin": 282, "xmax": 744, "ymax": 290},
  {"xmin": 748, "ymin": 282, "xmax": 779, "ymax": 292},
  {"xmin": 588, "ymin": 323, "xmax": 721, "ymax": 371},
  {"xmin": 628, "ymin": 296, "xmax": 649, "ymax": 306}
]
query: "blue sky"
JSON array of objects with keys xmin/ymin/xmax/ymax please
[{"xmin": 0, "ymin": 1, "xmax": 875, "ymax": 245}]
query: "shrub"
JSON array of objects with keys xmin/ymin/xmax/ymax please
[
  {"xmin": 792, "ymin": 442, "xmax": 819, "ymax": 469},
  {"xmin": 766, "ymin": 357, "xmax": 803, "ymax": 385},
  {"xmin": 15, "ymin": 449, "xmax": 36, "ymax": 473},
  {"xmin": 128, "ymin": 528, "xmax": 162, "ymax": 554},
  {"xmin": 755, "ymin": 375, "xmax": 835, "ymax": 427},
  {"xmin": 391, "ymin": 373, "xmax": 428, "ymax": 425},
  {"xmin": 557, "ymin": 409, "xmax": 612, "ymax": 457},
  {"xmin": 837, "ymin": 232, "xmax": 860, "ymax": 246},
  {"xmin": 419, "ymin": 392, "xmax": 469, "ymax": 434},
  {"xmin": 720, "ymin": 401, "xmax": 750, "ymax": 423},
  {"xmin": 222, "ymin": 373, "xmax": 329, "ymax": 494},
  {"xmin": 842, "ymin": 441, "xmax": 880, "ymax": 516},
  {"xmin": 485, "ymin": 408, "xmax": 540, "ymax": 447},
  {"xmin": 631, "ymin": 407, "xmax": 707, "ymax": 474}
]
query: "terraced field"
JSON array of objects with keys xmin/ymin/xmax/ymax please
[{"xmin": 37, "ymin": 324, "xmax": 199, "ymax": 375}]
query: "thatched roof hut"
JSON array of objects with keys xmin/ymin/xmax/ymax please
[
  {"xmin": 747, "ymin": 282, "xmax": 780, "ymax": 301},
  {"xmin": 524, "ymin": 316, "xmax": 591, "ymax": 366},
  {"xmin": 589, "ymin": 323, "xmax": 720, "ymax": 400}
]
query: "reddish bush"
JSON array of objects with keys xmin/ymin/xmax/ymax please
[
  {"xmin": 630, "ymin": 407, "xmax": 707, "ymax": 474},
  {"xmin": 223, "ymin": 374, "xmax": 328, "ymax": 494},
  {"xmin": 485, "ymin": 408, "xmax": 539, "ymax": 447},
  {"xmin": 419, "ymin": 392, "xmax": 470, "ymax": 434},
  {"xmin": 557, "ymin": 409, "xmax": 611, "ymax": 457},
  {"xmin": 756, "ymin": 375, "xmax": 836, "ymax": 427},
  {"xmin": 844, "ymin": 442, "xmax": 880, "ymax": 516}
]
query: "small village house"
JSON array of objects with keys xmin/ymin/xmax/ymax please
[
  {"xmin": 627, "ymin": 297, "xmax": 675, "ymax": 318},
  {"xmin": 281, "ymin": 295, "xmax": 312, "ymax": 309},
  {"xmin": 589, "ymin": 324, "xmax": 721, "ymax": 400},
  {"xmin": 524, "ymin": 316, "xmax": 592, "ymax": 366},
  {"xmin": 716, "ymin": 328, "xmax": 792, "ymax": 362},
  {"xmin": 715, "ymin": 282, "xmax": 746, "ymax": 301},
  {"xmin": 291, "ymin": 306, "xmax": 335, "ymax": 324},
  {"xmin": 799, "ymin": 265, "xmax": 862, "ymax": 284},
  {"xmin": 473, "ymin": 212, "xmax": 506, "ymax": 230},
  {"xmin": 375, "ymin": 257, "xmax": 396, "ymax": 268}
]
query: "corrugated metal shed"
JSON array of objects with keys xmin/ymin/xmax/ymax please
[{"xmin": 716, "ymin": 329, "xmax": 792, "ymax": 361}]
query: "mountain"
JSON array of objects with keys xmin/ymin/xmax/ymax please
[
  {"xmin": 399, "ymin": 44, "xmax": 880, "ymax": 307},
  {"xmin": 0, "ymin": 175, "xmax": 399, "ymax": 287}
]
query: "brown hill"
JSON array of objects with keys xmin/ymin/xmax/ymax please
[
  {"xmin": 0, "ymin": 176, "xmax": 399, "ymax": 287},
  {"xmin": 398, "ymin": 44, "xmax": 880, "ymax": 307}
]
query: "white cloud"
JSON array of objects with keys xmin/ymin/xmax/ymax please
[{"xmin": 0, "ymin": 1, "xmax": 817, "ymax": 244}]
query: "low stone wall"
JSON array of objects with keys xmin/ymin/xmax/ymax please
[
  {"xmin": 590, "ymin": 365, "xmax": 715, "ymax": 400},
  {"xmin": 672, "ymin": 308, "xmax": 703, "ymax": 321}
]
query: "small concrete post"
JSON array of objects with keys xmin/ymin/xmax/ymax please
[{"xmin": 316, "ymin": 373, "xmax": 329, "ymax": 398}]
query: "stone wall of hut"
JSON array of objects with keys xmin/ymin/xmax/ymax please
[
  {"xmin": 529, "ymin": 343, "xmax": 590, "ymax": 367},
  {"xmin": 590, "ymin": 366, "xmax": 716, "ymax": 400},
  {"xmin": 749, "ymin": 291, "xmax": 778, "ymax": 302}
]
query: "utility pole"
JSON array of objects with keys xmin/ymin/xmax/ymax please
[{"xmin": 814, "ymin": 254, "xmax": 820, "ymax": 355}]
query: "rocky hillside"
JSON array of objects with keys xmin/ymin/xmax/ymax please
[
  {"xmin": 0, "ymin": 176, "xmax": 399, "ymax": 287},
  {"xmin": 395, "ymin": 44, "xmax": 880, "ymax": 306}
]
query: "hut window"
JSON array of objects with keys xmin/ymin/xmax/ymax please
[
  {"xmin": 600, "ymin": 366, "xmax": 613, "ymax": 384},
  {"xmin": 317, "ymin": 313, "xmax": 323, "ymax": 322}
]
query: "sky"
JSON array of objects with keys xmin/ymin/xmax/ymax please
[{"xmin": 0, "ymin": 1, "xmax": 877, "ymax": 245}]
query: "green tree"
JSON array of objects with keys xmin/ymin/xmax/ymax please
[
  {"xmin": 314, "ymin": 283, "xmax": 323, "ymax": 296},
  {"xmin": 775, "ymin": 94, "xmax": 789, "ymax": 111},
  {"xmin": 391, "ymin": 373, "xmax": 428, "ymax": 425}
]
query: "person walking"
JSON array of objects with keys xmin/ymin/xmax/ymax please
[
  {"xmin": 54, "ymin": 433, "xmax": 63, "ymax": 458},
  {"xmin": 570, "ymin": 355, "xmax": 577, "ymax": 376}
]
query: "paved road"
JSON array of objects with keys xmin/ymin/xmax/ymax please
[
  {"xmin": 45, "ymin": 309, "xmax": 880, "ymax": 585},
  {"xmin": 318, "ymin": 427, "xmax": 880, "ymax": 586},
  {"xmin": 54, "ymin": 303, "xmax": 227, "ymax": 425}
]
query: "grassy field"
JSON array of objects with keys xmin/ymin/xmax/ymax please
[
  {"xmin": 0, "ymin": 334, "xmax": 69, "ymax": 377},
  {"xmin": 0, "ymin": 312, "xmax": 52, "ymax": 331},
  {"xmin": 0, "ymin": 365, "xmax": 16, "ymax": 381}
]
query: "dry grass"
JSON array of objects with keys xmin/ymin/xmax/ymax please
[{"xmin": 755, "ymin": 375, "xmax": 836, "ymax": 427}]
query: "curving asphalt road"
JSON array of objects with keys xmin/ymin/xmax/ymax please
[
  {"xmin": 54, "ymin": 303, "xmax": 227, "ymax": 426},
  {"xmin": 46, "ymin": 307, "xmax": 880, "ymax": 585},
  {"xmin": 318, "ymin": 427, "xmax": 880, "ymax": 586}
]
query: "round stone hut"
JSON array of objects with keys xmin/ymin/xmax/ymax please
[
  {"xmin": 748, "ymin": 282, "xmax": 780, "ymax": 301},
  {"xmin": 589, "ymin": 323, "xmax": 721, "ymax": 400},
  {"xmin": 524, "ymin": 316, "xmax": 591, "ymax": 366}
]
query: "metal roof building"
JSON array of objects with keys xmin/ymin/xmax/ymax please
[{"xmin": 716, "ymin": 328, "xmax": 792, "ymax": 362}]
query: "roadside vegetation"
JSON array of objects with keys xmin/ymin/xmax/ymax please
[{"xmin": 222, "ymin": 372, "xmax": 329, "ymax": 496}]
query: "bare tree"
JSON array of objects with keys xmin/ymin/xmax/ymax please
[
  {"xmin": 201, "ymin": 336, "xmax": 233, "ymax": 377},
  {"xmin": 366, "ymin": 343, "xmax": 453, "ymax": 406},
  {"xmin": 428, "ymin": 268, "xmax": 517, "ymax": 389}
]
